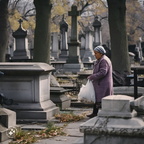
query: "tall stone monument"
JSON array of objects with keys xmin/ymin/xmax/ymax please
[
  {"xmin": 93, "ymin": 16, "xmax": 102, "ymax": 48},
  {"xmin": 79, "ymin": 31, "xmax": 86, "ymax": 59},
  {"xmin": 63, "ymin": 5, "xmax": 84, "ymax": 73},
  {"xmin": 59, "ymin": 16, "xmax": 69, "ymax": 60},
  {"xmin": 12, "ymin": 19, "xmax": 30, "ymax": 61},
  {"xmin": 82, "ymin": 26, "xmax": 95, "ymax": 63},
  {"xmin": 51, "ymin": 32, "xmax": 60, "ymax": 60}
]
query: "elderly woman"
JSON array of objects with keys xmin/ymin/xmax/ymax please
[{"xmin": 87, "ymin": 45, "xmax": 113, "ymax": 118}]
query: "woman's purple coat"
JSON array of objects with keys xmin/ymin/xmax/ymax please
[{"xmin": 88, "ymin": 55, "xmax": 113, "ymax": 102}]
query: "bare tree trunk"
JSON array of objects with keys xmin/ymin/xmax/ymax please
[
  {"xmin": 107, "ymin": 0, "xmax": 130, "ymax": 74},
  {"xmin": 33, "ymin": 0, "xmax": 52, "ymax": 64},
  {"xmin": 0, "ymin": 0, "xmax": 9, "ymax": 62}
]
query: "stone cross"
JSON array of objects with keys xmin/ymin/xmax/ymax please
[
  {"xmin": 68, "ymin": 5, "xmax": 80, "ymax": 42},
  {"xmin": 63, "ymin": 5, "xmax": 84, "ymax": 73}
]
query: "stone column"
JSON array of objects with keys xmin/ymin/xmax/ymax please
[
  {"xmin": 59, "ymin": 17, "xmax": 69, "ymax": 60},
  {"xmin": 12, "ymin": 19, "xmax": 30, "ymax": 61},
  {"xmin": 79, "ymin": 31, "xmax": 85, "ymax": 59},
  {"xmin": 93, "ymin": 16, "xmax": 102, "ymax": 47},
  {"xmin": 51, "ymin": 32, "xmax": 60, "ymax": 60},
  {"xmin": 63, "ymin": 5, "xmax": 84, "ymax": 73},
  {"xmin": 82, "ymin": 26, "xmax": 95, "ymax": 63}
]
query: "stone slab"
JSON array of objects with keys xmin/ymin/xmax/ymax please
[
  {"xmin": 34, "ymin": 136, "xmax": 82, "ymax": 144},
  {"xmin": 0, "ymin": 62, "xmax": 55, "ymax": 75},
  {"xmin": 21, "ymin": 124, "xmax": 46, "ymax": 130},
  {"xmin": 98, "ymin": 95, "xmax": 136, "ymax": 118},
  {"xmin": 80, "ymin": 116, "xmax": 144, "ymax": 144},
  {"xmin": 114, "ymin": 86, "xmax": 144, "ymax": 97},
  {"xmin": 63, "ymin": 63, "xmax": 84, "ymax": 73}
]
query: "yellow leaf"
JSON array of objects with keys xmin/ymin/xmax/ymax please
[{"xmin": 22, "ymin": 21, "xmax": 29, "ymax": 30}]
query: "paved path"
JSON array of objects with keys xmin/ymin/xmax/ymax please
[
  {"xmin": 33, "ymin": 107, "xmax": 91, "ymax": 144},
  {"xmin": 2, "ymin": 107, "xmax": 92, "ymax": 144}
]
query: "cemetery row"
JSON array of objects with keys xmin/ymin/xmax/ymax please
[{"xmin": 6, "ymin": 8, "xmax": 143, "ymax": 74}]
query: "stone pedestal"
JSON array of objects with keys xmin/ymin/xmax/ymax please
[
  {"xmin": 50, "ymin": 87, "xmax": 71, "ymax": 110},
  {"xmin": 80, "ymin": 95, "xmax": 144, "ymax": 144},
  {"xmin": 0, "ymin": 62, "xmax": 59, "ymax": 122},
  {"xmin": 98, "ymin": 95, "xmax": 136, "ymax": 118},
  {"xmin": 63, "ymin": 42, "xmax": 84, "ymax": 74}
]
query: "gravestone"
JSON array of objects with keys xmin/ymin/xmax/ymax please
[
  {"xmin": 59, "ymin": 16, "xmax": 69, "ymax": 60},
  {"xmin": 0, "ymin": 62, "xmax": 59, "ymax": 122},
  {"xmin": 51, "ymin": 32, "xmax": 59, "ymax": 60},
  {"xmin": 50, "ymin": 75, "xmax": 71, "ymax": 110},
  {"xmin": 63, "ymin": 5, "xmax": 84, "ymax": 73},
  {"xmin": 79, "ymin": 31, "xmax": 86, "ymax": 59},
  {"xmin": 80, "ymin": 95, "xmax": 144, "ymax": 144},
  {"xmin": 12, "ymin": 19, "xmax": 30, "ymax": 61},
  {"xmin": 82, "ymin": 26, "xmax": 95, "ymax": 69},
  {"xmin": 50, "ymin": 87, "xmax": 71, "ymax": 110},
  {"xmin": 93, "ymin": 16, "xmax": 102, "ymax": 47}
]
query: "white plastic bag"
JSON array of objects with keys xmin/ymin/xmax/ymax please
[{"xmin": 78, "ymin": 80, "xmax": 95, "ymax": 103}]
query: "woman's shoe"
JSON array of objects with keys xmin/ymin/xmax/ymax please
[{"xmin": 87, "ymin": 113, "xmax": 97, "ymax": 118}]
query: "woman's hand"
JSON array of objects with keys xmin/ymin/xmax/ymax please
[
  {"xmin": 87, "ymin": 75, "xmax": 93, "ymax": 81},
  {"xmin": 87, "ymin": 76, "xmax": 90, "ymax": 79}
]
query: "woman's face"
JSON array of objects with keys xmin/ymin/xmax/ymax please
[{"xmin": 94, "ymin": 51, "xmax": 103, "ymax": 60}]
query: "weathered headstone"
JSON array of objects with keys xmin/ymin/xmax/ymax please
[
  {"xmin": 50, "ymin": 75, "xmax": 71, "ymax": 109},
  {"xmin": 59, "ymin": 16, "xmax": 69, "ymax": 60},
  {"xmin": 93, "ymin": 16, "xmax": 102, "ymax": 47},
  {"xmin": 12, "ymin": 19, "xmax": 30, "ymax": 61},
  {"xmin": 63, "ymin": 5, "xmax": 84, "ymax": 73},
  {"xmin": 82, "ymin": 26, "xmax": 95, "ymax": 64},
  {"xmin": 50, "ymin": 87, "xmax": 71, "ymax": 110},
  {"xmin": 80, "ymin": 95, "xmax": 144, "ymax": 144},
  {"xmin": 0, "ymin": 63, "xmax": 59, "ymax": 122},
  {"xmin": 51, "ymin": 32, "xmax": 59, "ymax": 60},
  {"xmin": 79, "ymin": 31, "xmax": 86, "ymax": 59}
]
